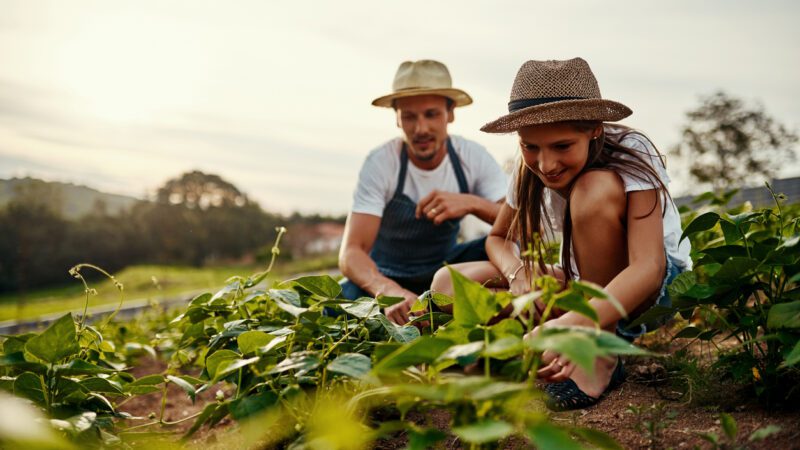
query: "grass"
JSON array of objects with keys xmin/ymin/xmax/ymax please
[{"xmin": 0, "ymin": 254, "xmax": 339, "ymax": 322}]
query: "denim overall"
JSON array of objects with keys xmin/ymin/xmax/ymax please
[{"xmin": 340, "ymin": 138, "xmax": 487, "ymax": 299}]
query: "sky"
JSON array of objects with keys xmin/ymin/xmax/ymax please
[{"xmin": 1, "ymin": 0, "xmax": 799, "ymax": 215}]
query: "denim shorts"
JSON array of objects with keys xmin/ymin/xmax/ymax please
[{"xmin": 616, "ymin": 253, "xmax": 685, "ymax": 340}]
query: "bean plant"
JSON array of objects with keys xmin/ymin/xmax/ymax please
[{"xmin": 636, "ymin": 184, "xmax": 800, "ymax": 405}]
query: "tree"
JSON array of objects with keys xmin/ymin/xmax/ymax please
[
  {"xmin": 671, "ymin": 91, "xmax": 798, "ymax": 191},
  {"xmin": 156, "ymin": 170, "xmax": 248, "ymax": 209}
]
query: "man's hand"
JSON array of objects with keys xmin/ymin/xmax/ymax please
[
  {"xmin": 383, "ymin": 289, "xmax": 419, "ymax": 325},
  {"xmin": 415, "ymin": 190, "xmax": 475, "ymax": 225}
]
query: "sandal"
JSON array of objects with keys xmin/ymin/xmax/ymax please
[{"xmin": 543, "ymin": 357, "xmax": 626, "ymax": 411}]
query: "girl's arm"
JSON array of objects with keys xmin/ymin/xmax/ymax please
[
  {"xmin": 556, "ymin": 189, "xmax": 666, "ymax": 329},
  {"xmin": 486, "ymin": 203, "xmax": 531, "ymax": 295}
]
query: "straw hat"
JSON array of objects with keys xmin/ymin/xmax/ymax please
[
  {"xmin": 481, "ymin": 58, "xmax": 631, "ymax": 133},
  {"xmin": 372, "ymin": 60, "xmax": 473, "ymax": 108}
]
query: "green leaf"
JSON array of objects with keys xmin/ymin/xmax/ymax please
[
  {"xmin": 437, "ymin": 341, "xmax": 484, "ymax": 366},
  {"xmin": 0, "ymin": 352, "xmax": 47, "ymax": 373},
  {"xmin": 571, "ymin": 280, "xmax": 626, "ymax": 318},
  {"xmin": 213, "ymin": 357, "xmax": 260, "ymax": 382},
  {"xmin": 483, "ymin": 336, "xmax": 523, "ymax": 360},
  {"xmin": 167, "ymin": 375, "xmax": 196, "ymax": 403},
  {"xmin": 528, "ymin": 423, "xmax": 585, "ymax": 450},
  {"xmin": 80, "ymin": 377, "xmax": 124, "ymax": 395},
  {"xmin": 268, "ymin": 289, "xmax": 307, "ymax": 316},
  {"xmin": 205, "ymin": 350, "xmax": 240, "ymax": 379},
  {"xmin": 510, "ymin": 291, "xmax": 543, "ymax": 318},
  {"xmin": 327, "ymin": 353, "xmax": 371, "ymax": 378},
  {"xmin": 674, "ymin": 326, "xmax": 702, "ymax": 339},
  {"xmin": 229, "ymin": 391, "xmax": 278, "ymax": 421},
  {"xmin": 286, "ymin": 275, "xmax": 342, "ymax": 298},
  {"xmin": 572, "ymin": 427, "xmax": 623, "ymax": 450},
  {"xmin": 129, "ymin": 374, "xmax": 165, "ymax": 386},
  {"xmin": 237, "ymin": 331, "xmax": 274, "ymax": 355},
  {"xmin": 767, "ymin": 301, "xmax": 800, "ymax": 329},
  {"xmin": 24, "ymin": 314, "xmax": 80, "ymax": 364},
  {"xmin": 593, "ymin": 331, "xmax": 650, "ymax": 356},
  {"xmin": 268, "ymin": 352, "xmax": 320, "ymax": 377},
  {"xmin": 721, "ymin": 413, "xmax": 737, "ymax": 440},
  {"xmin": 624, "ymin": 305, "xmax": 676, "ymax": 329},
  {"xmin": 13, "ymin": 372, "xmax": 46, "ymax": 405},
  {"xmin": 781, "ymin": 339, "xmax": 800, "ymax": 367},
  {"xmin": 373, "ymin": 337, "xmax": 453, "ymax": 375},
  {"xmin": 341, "ymin": 299, "xmax": 382, "ymax": 318},
  {"xmin": 571, "ymin": 280, "xmax": 608, "ymax": 299},
  {"xmin": 54, "ymin": 360, "xmax": 115, "ymax": 376},
  {"xmin": 749, "ymin": 425, "xmax": 782, "ymax": 441},
  {"xmin": 407, "ymin": 427, "xmax": 447, "ymax": 450},
  {"xmin": 489, "ymin": 319, "xmax": 524, "ymax": 338},
  {"xmin": 258, "ymin": 334, "xmax": 288, "ymax": 355},
  {"xmin": 713, "ymin": 257, "xmax": 760, "ymax": 283},
  {"xmin": 680, "ymin": 212, "xmax": 720, "ymax": 244},
  {"xmin": 375, "ymin": 315, "xmax": 420, "ymax": 343},
  {"xmin": 452, "ymin": 420, "xmax": 514, "ymax": 444},
  {"xmin": 727, "ymin": 211, "xmax": 761, "ymax": 226},
  {"xmin": 554, "ymin": 291, "xmax": 599, "ymax": 323},
  {"xmin": 526, "ymin": 328, "xmax": 600, "ymax": 375},
  {"xmin": 720, "ymin": 220, "xmax": 742, "ymax": 244},
  {"xmin": 448, "ymin": 266, "xmax": 497, "ymax": 326},
  {"xmin": 431, "ymin": 292, "xmax": 454, "ymax": 308}
]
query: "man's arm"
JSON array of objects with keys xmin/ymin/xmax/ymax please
[
  {"xmin": 415, "ymin": 191, "xmax": 504, "ymax": 225},
  {"xmin": 338, "ymin": 212, "xmax": 418, "ymax": 322}
]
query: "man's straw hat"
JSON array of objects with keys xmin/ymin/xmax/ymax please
[
  {"xmin": 481, "ymin": 58, "xmax": 632, "ymax": 133},
  {"xmin": 372, "ymin": 60, "xmax": 473, "ymax": 108}
]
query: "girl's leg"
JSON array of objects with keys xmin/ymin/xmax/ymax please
[{"xmin": 566, "ymin": 170, "xmax": 628, "ymax": 398}]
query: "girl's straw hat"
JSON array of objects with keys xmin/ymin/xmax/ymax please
[
  {"xmin": 481, "ymin": 58, "xmax": 631, "ymax": 133},
  {"xmin": 372, "ymin": 60, "xmax": 473, "ymax": 108}
]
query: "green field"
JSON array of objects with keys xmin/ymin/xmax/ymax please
[{"xmin": 0, "ymin": 254, "xmax": 339, "ymax": 322}]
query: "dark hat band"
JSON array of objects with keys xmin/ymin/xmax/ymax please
[{"xmin": 507, "ymin": 96, "xmax": 585, "ymax": 113}]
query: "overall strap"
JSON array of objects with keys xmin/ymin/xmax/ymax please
[
  {"xmin": 393, "ymin": 143, "xmax": 410, "ymax": 198},
  {"xmin": 446, "ymin": 138, "xmax": 469, "ymax": 194}
]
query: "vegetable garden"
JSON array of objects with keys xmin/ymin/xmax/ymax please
[{"xmin": 1, "ymin": 186, "xmax": 799, "ymax": 449}]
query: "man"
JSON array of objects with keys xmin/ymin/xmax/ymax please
[{"xmin": 339, "ymin": 60, "xmax": 507, "ymax": 325}]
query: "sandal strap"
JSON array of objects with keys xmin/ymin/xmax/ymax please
[{"xmin": 543, "ymin": 358, "xmax": 626, "ymax": 411}]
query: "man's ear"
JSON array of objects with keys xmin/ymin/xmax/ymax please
[
  {"xmin": 447, "ymin": 107, "xmax": 455, "ymax": 124},
  {"xmin": 396, "ymin": 110, "xmax": 402, "ymax": 128}
]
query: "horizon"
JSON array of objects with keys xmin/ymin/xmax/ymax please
[{"xmin": 1, "ymin": 1, "xmax": 799, "ymax": 215}]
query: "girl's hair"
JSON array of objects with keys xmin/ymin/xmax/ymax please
[{"xmin": 511, "ymin": 121, "xmax": 670, "ymax": 282}]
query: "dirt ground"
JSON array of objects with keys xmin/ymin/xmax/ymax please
[{"xmin": 119, "ymin": 347, "xmax": 800, "ymax": 450}]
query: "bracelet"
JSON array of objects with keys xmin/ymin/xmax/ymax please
[{"xmin": 506, "ymin": 263, "xmax": 525, "ymax": 283}]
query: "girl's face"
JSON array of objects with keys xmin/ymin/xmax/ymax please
[{"xmin": 518, "ymin": 122, "xmax": 601, "ymax": 196}]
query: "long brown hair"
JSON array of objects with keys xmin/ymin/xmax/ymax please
[{"xmin": 511, "ymin": 121, "xmax": 671, "ymax": 283}]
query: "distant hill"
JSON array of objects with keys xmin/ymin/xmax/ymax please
[{"xmin": 0, "ymin": 177, "xmax": 140, "ymax": 220}]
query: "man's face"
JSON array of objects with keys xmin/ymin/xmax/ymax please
[{"xmin": 395, "ymin": 95, "xmax": 454, "ymax": 168}]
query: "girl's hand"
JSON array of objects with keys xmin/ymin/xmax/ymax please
[
  {"xmin": 536, "ymin": 349, "xmax": 575, "ymax": 382},
  {"xmin": 525, "ymin": 319, "xmax": 575, "ymax": 382},
  {"xmin": 508, "ymin": 276, "xmax": 531, "ymax": 296}
]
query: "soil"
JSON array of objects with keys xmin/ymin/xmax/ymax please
[{"xmin": 118, "ymin": 337, "xmax": 800, "ymax": 450}]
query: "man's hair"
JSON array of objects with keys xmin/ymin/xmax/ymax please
[{"xmin": 391, "ymin": 97, "xmax": 455, "ymax": 111}]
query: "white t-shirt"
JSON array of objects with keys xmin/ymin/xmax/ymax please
[
  {"xmin": 352, "ymin": 135, "xmax": 508, "ymax": 217},
  {"xmin": 506, "ymin": 130, "xmax": 692, "ymax": 276}
]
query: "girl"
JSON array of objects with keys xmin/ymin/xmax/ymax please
[{"xmin": 429, "ymin": 58, "xmax": 691, "ymax": 410}]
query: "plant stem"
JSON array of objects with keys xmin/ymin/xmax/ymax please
[
  {"xmin": 159, "ymin": 381, "xmax": 168, "ymax": 423},
  {"xmin": 484, "ymin": 326, "xmax": 490, "ymax": 378}
]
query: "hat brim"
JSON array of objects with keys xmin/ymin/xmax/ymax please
[
  {"xmin": 372, "ymin": 88, "xmax": 473, "ymax": 108},
  {"xmin": 480, "ymin": 99, "xmax": 632, "ymax": 133}
]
